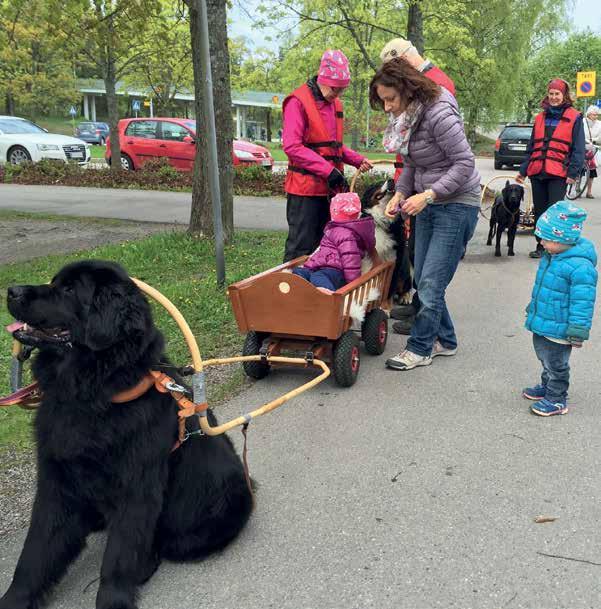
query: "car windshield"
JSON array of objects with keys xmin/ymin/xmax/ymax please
[
  {"xmin": 501, "ymin": 127, "xmax": 532, "ymax": 140},
  {"xmin": 0, "ymin": 118, "xmax": 46, "ymax": 135},
  {"xmin": 78, "ymin": 123, "xmax": 95, "ymax": 130}
]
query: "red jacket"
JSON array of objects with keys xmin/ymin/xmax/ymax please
[
  {"xmin": 283, "ymin": 83, "xmax": 363, "ymax": 196},
  {"xmin": 526, "ymin": 107, "xmax": 580, "ymax": 178},
  {"xmin": 394, "ymin": 64, "xmax": 456, "ymax": 181}
]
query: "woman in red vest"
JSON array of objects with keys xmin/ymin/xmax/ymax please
[
  {"xmin": 282, "ymin": 50, "xmax": 372, "ymax": 262},
  {"xmin": 516, "ymin": 78, "xmax": 585, "ymax": 258}
]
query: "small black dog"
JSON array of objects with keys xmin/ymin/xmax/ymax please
[
  {"xmin": 2, "ymin": 260, "xmax": 253, "ymax": 609},
  {"xmin": 360, "ymin": 180, "xmax": 412, "ymax": 304},
  {"xmin": 486, "ymin": 181, "xmax": 525, "ymax": 257}
]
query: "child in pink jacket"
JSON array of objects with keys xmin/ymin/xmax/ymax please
[{"xmin": 293, "ymin": 193, "xmax": 376, "ymax": 293}]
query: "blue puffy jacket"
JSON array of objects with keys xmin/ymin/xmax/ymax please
[{"xmin": 525, "ymin": 237, "xmax": 598, "ymax": 341}]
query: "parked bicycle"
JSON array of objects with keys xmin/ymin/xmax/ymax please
[{"xmin": 566, "ymin": 143, "xmax": 599, "ymax": 200}]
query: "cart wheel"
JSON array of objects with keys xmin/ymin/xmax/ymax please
[
  {"xmin": 242, "ymin": 331, "xmax": 270, "ymax": 380},
  {"xmin": 332, "ymin": 331, "xmax": 360, "ymax": 387},
  {"xmin": 362, "ymin": 308, "xmax": 388, "ymax": 355}
]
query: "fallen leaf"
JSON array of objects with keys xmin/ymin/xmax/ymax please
[{"xmin": 534, "ymin": 515, "xmax": 557, "ymax": 523}]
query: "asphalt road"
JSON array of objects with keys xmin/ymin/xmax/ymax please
[
  {"xmin": 1, "ymin": 165, "xmax": 601, "ymax": 609},
  {"xmin": 0, "ymin": 159, "xmax": 519, "ymax": 229}
]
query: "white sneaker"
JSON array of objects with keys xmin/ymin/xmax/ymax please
[
  {"xmin": 385, "ymin": 349, "xmax": 432, "ymax": 370},
  {"xmin": 431, "ymin": 341, "xmax": 458, "ymax": 358}
]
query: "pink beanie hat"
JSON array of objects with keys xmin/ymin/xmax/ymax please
[
  {"xmin": 330, "ymin": 192, "xmax": 361, "ymax": 222},
  {"xmin": 317, "ymin": 49, "xmax": 351, "ymax": 88}
]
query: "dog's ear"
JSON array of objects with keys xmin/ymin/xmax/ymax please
[{"xmin": 84, "ymin": 280, "xmax": 149, "ymax": 351}]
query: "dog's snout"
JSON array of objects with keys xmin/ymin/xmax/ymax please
[{"xmin": 7, "ymin": 286, "xmax": 26, "ymax": 302}]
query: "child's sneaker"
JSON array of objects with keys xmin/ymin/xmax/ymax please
[
  {"xmin": 522, "ymin": 384, "xmax": 546, "ymax": 401},
  {"xmin": 531, "ymin": 398, "xmax": 568, "ymax": 417},
  {"xmin": 385, "ymin": 349, "xmax": 432, "ymax": 371}
]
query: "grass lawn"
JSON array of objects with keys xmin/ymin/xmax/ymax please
[{"xmin": 0, "ymin": 227, "xmax": 286, "ymax": 451}]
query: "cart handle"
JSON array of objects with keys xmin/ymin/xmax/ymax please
[
  {"xmin": 350, "ymin": 158, "xmax": 394, "ymax": 193},
  {"xmin": 480, "ymin": 174, "xmax": 532, "ymax": 213}
]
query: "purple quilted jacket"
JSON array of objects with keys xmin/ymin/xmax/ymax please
[
  {"xmin": 396, "ymin": 89, "xmax": 480, "ymax": 202},
  {"xmin": 304, "ymin": 216, "xmax": 375, "ymax": 283}
]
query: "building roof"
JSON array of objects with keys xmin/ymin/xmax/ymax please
[{"xmin": 76, "ymin": 79, "xmax": 285, "ymax": 108}]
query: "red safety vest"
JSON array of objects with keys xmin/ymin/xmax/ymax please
[
  {"xmin": 527, "ymin": 107, "xmax": 580, "ymax": 178},
  {"xmin": 393, "ymin": 65, "xmax": 456, "ymax": 182},
  {"xmin": 283, "ymin": 84, "xmax": 344, "ymax": 196}
]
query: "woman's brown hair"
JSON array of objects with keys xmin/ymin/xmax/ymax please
[{"xmin": 369, "ymin": 58, "xmax": 441, "ymax": 110}]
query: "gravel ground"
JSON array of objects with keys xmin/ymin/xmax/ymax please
[{"xmin": 0, "ymin": 448, "xmax": 36, "ymax": 538}]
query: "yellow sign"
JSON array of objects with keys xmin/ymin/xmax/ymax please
[
  {"xmin": 271, "ymin": 95, "xmax": 280, "ymax": 104},
  {"xmin": 143, "ymin": 100, "xmax": 151, "ymax": 107},
  {"xmin": 576, "ymin": 71, "xmax": 596, "ymax": 97}
]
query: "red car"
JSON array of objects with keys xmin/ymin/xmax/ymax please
[{"xmin": 105, "ymin": 117, "xmax": 273, "ymax": 172}]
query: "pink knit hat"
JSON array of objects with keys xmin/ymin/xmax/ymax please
[
  {"xmin": 330, "ymin": 192, "xmax": 361, "ymax": 222},
  {"xmin": 317, "ymin": 50, "xmax": 351, "ymax": 88}
]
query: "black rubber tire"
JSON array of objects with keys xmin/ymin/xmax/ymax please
[
  {"xmin": 8, "ymin": 145, "xmax": 32, "ymax": 165},
  {"xmin": 494, "ymin": 160, "xmax": 503, "ymax": 170},
  {"xmin": 242, "ymin": 331, "xmax": 270, "ymax": 380},
  {"xmin": 362, "ymin": 308, "xmax": 388, "ymax": 355},
  {"xmin": 332, "ymin": 331, "xmax": 360, "ymax": 387},
  {"xmin": 120, "ymin": 153, "xmax": 134, "ymax": 171}
]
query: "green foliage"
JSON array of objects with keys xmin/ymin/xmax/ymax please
[
  {"xmin": 0, "ymin": 228, "xmax": 287, "ymax": 450},
  {"xmin": 516, "ymin": 32, "xmax": 601, "ymax": 121}
]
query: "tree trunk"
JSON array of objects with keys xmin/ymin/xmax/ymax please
[
  {"xmin": 407, "ymin": 1, "xmax": 424, "ymax": 55},
  {"xmin": 187, "ymin": 0, "xmax": 212, "ymax": 236},
  {"xmin": 266, "ymin": 108, "xmax": 272, "ymax": 142},
  {"xmin": 105, "ymin": 15, "xmax": 122, "ymax": 172},
  {"xmin": 187, "ymin": 0, "xmax": 234, "ymax": 240},
  {"xmin": 5, "ymin": 91, "xmax": 15, "ymax": 115}
]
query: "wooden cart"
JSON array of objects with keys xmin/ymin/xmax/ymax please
[{"xmin": 228, "ymin": 256, "xmax": 394, "ymax": 387}]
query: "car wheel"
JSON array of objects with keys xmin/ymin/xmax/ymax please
[
  {"xmin": 120, "ymin": 154, "xmax": 134, "ymax": 171},
  {"xmin": 494, "ymin": 160, "xmax": 503, "ymax": 170},
  {"xmin": 8, "ymin": 146, "xmax": 32, "ymax": 165}
]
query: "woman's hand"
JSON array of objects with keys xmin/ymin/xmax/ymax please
[
  {"xmin": 515, "ymin": 173, "xmax": 525, "ymax": 184},
  {"xmin": 402, "ymin": 191, "xmax": 430, "ymax": 216},
  {"xmin": 566, "ymin": 177, "xmax": 576, "ymax": 185},
  {"xmin": 358, "ymin": 159, "xmax": 373, "ymax": 173},
  {"xmin": 385, "ymin": 192, "xmax": 405, "ymax": 218}
]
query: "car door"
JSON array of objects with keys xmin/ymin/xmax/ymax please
[
  {"xmin": 123, "ymin": 120, "xmax": 162, "ymax": 168},
  {"xmin": 156, "ymin": 121, "xmax": 195, "ymax": 171}
]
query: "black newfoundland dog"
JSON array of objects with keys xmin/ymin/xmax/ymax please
[{"xmin": 2, "ymin": 260, "xmax": 253, "ymax": 609}]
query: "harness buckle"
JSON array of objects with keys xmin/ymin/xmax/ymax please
[
  {"xmin": 165, "ymin": 380, "xmax": 187, "ymax": 393},
  {"xmin": 305, "ymin": 351, "xmax": 315, "ymax": 364}
]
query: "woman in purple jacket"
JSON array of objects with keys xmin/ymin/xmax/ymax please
[{"xmin": 369, "ymin": 59, "xmax": 480, "ymax": 371}]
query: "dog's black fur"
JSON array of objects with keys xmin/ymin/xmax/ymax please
[
  {"xmin": 486, "ymin": 181, "xmax": 525, "ymax": 257},
  {"xmin": 360, "ymin": 180, "xmax": 412, "ymax": 302},
  {"xmin": 2, "ymin": 260, "xmax": 253, "ymax": 609}
]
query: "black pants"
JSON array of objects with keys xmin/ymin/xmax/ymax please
[
  {"xmin": 283, "ymin": 194, "xmax": 330, "ymax": 262},
  {"xmin": 530, "ymin": 177, "xmax": 567, "ymax": 246}
]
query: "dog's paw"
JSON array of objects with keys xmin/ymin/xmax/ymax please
[
  {"xmin": 508, "ymin": 251, "xmax": 515, "ymax": 257},
  {"xmin": 495, "ymin": 251, "xmax": 502, "ymax": 257},
  {"xmin": 486, "ymin": 240, "xmax": 492, "ymax": 246}
]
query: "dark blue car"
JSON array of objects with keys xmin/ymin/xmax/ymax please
[{"xmin": 74, "ymin": 121, "xmax": 110, "ymax": 145}]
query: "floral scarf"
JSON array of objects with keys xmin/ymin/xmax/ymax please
[{"xmin": 382, "ymin": 100, "xmax": 424, "ymax": 156}]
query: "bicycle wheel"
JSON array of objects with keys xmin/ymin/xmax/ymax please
[{"xmin": 566, "ymin": 167, "xmax": 589, "ymax": 200}]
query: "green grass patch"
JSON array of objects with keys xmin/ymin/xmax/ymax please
[{"xmin": 0, "ymin": 229, "xmax": 286, "ymax": 451}]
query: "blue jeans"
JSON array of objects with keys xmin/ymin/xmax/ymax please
[
  {"xmin": 532, "ymin": 333, "xmax": 572, "ymax": 403},
  {"xmin": 293, "ymin": 266, "xmax": 345, "ymax": 291},
  {"xmin": 407, "ymin": 203, "xmax": 479, "ymax": 357}
]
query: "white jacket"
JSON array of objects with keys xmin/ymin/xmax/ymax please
[{"xmin": 585, "ymin": 118, "xmax": 601, "ymax": 145}]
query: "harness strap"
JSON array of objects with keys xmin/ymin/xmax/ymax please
[
  {"xmin": 0, "ymin": 381, "xmax": 41, "ymax": 408},
  {"xmin": 241, "ymin": 423, "xmax": 255, "ymax": 507}
]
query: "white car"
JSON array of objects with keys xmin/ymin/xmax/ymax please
[{"xmin": 0, "ymin": 116, "xmax": 91, "ymax": 166}]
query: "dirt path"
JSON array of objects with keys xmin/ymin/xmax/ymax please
[{"xmin": 0, "ymin": 217, "xmax": 176, "ymax": 265}]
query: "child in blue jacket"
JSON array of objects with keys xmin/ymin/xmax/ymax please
[{"xmin": 523, "ymin": 201, "xmax": 597, "ymax": 416}]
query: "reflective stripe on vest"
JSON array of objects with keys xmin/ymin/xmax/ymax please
[
  {"xmin": 527, "ymin": 107, "xmax": 579, "ymax": 178},
  {"xmin": 284, "ymin": 84, "xmax": 344, "ymax": 196}
]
